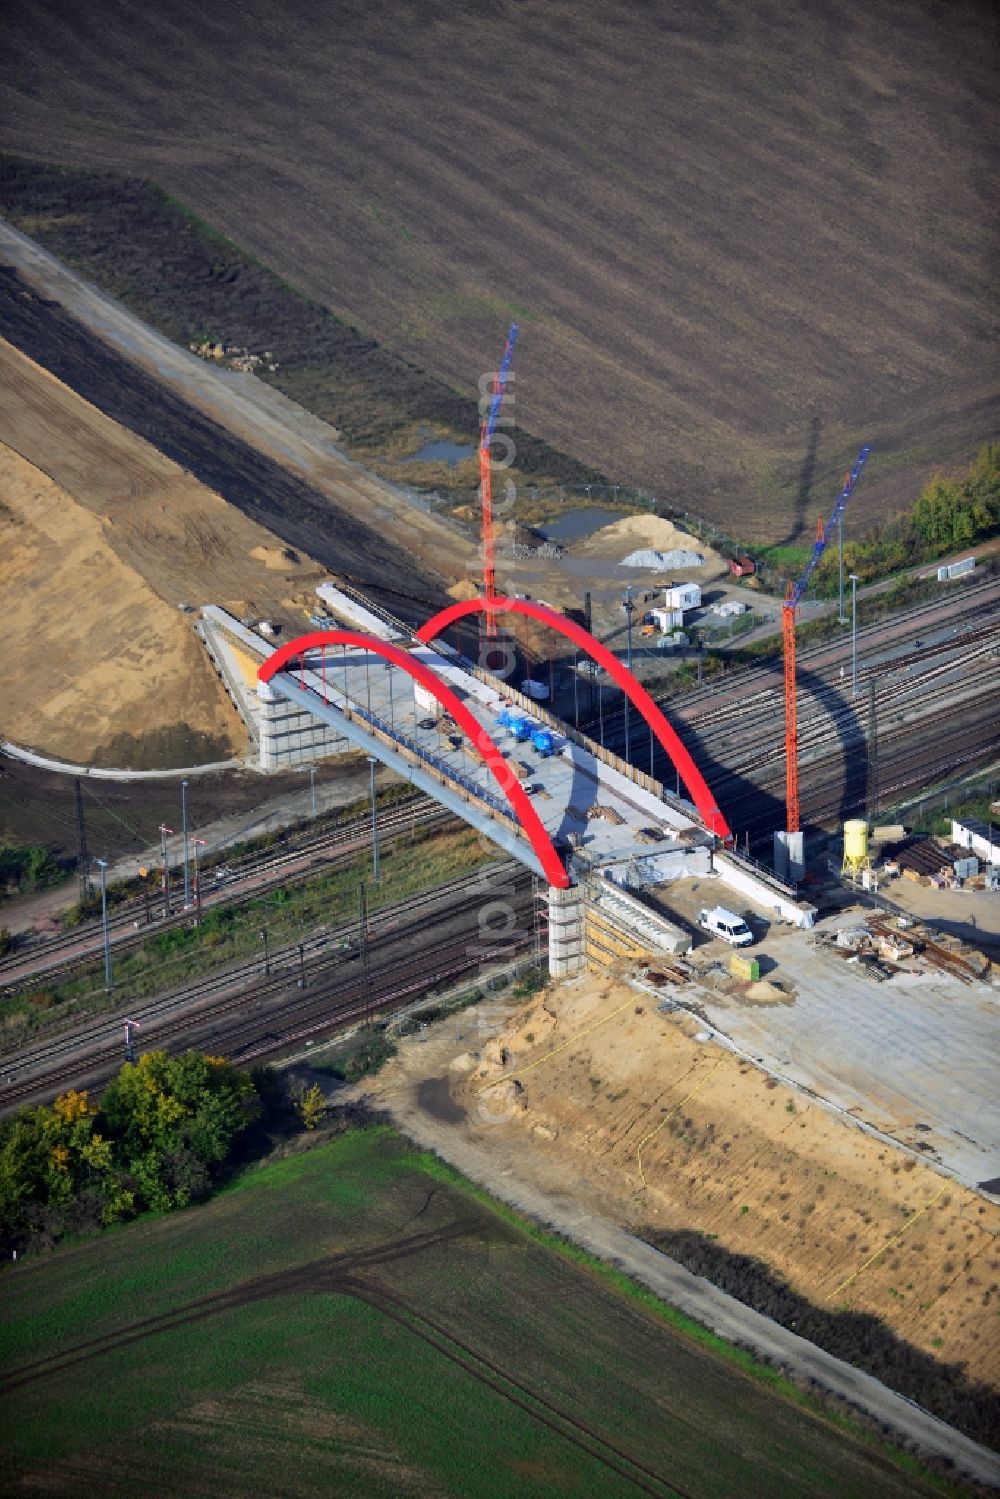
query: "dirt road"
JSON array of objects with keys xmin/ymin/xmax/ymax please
[
  {"xmin": 0, "ymin": 223, "xmax": 469, "ymax": 621},
  {"xmin": 362, "ymin": 1000, "xmax": 1000, "ymax": 1488}
]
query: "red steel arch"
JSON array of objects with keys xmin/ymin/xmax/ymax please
[
  {"xmin": 417, "ymin": 598, "xmax": 731, "ymax": 839},
  {"xmin": 258, "ymin": 630, "xmax": 569, "ymax": 888}
]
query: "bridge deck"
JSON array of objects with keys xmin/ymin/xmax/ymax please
[{"xmin": 266, "ymin": 639, "xmax": 710, "ymax": 880}]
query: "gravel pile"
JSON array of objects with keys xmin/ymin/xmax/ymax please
[
  {"xmin": 620, "ymin": 547, "xmax": 704, "ymax": 570},
  {"xmin": 500, "ymin": 540, "xmax": 566, "ymax": 560}
]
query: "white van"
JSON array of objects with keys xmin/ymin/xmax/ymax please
[{"xmin": 698, "ymin": 906, "xmax": 754, "ymax": 947}]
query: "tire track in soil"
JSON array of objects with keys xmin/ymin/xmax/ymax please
[
  {"xmin": 2, "ymin": 1213, "xmax": 687, "ymax": 1496},
  {"xmin": 354, "ymin": 1281, "xmax": 690, "ymax": 1499},
  {"xmin": 0, "ymin": 1221, "xmax": 480, "ymax": 1393}
]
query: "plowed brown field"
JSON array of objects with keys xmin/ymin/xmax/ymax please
[{"xmin": 1, "ymin": 0, "xmax": 997, "ymax": 539}]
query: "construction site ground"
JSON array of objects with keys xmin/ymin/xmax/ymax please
[
  {"xmin": 0, "ymin": 335, "xmax": 340, "ymax": 764},
  {"xmin": 639, "ymin": 874, "xmax": 999, "ymax": 1188},
  {"xmin": 875, "ymin": 873, "xmax": 1000, "ymax": 950},
  {"xmin": 364, "ymin": 975, "xmax": 1000, "ymax": 1401}
]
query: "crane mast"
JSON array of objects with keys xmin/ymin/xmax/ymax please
[{"xmin": 783, "ymin": 444, "xmax": 870, "ymax": 835}]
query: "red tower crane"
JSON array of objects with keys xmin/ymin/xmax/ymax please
[
  {"xmin": 480, "ymin": 324, "xmax": 518, "ymax": 638},
  {"xmin": 783, "ymin": 445, "xmax": 870, "ymax": 833}
]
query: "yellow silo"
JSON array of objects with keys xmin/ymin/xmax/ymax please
[{"xmin": 842, "ymin": 819, "xmax": 869, "ymax": 876}]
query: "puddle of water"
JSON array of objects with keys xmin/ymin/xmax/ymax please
[
  {"xmin": 406, "ymin": 436, "xmax": 478, "ymax": 467},
  {"xmin": 417, "ymin": 1075, "xmax": 466, "ymax": 1122},
  {"xmin": 537, "ymin": 506, "xmax": 624, "ymax": 543}
]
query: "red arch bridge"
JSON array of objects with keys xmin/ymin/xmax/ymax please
[{"xmin": 256, "ymin": 596, "xmax": 732, "ymax": 898}]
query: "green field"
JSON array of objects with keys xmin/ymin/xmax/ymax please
[{"xmin": 0, "ymin": 1127, "xmax": 949, "ymax": 1498}]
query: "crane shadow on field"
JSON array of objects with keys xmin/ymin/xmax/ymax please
[{"xmin": 777, "ymin": 412, "xmax": 822, "ymax": 550}]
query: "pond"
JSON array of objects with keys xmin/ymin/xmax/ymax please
[
  {"xmin": 405, "ymin": 434, "xmax": 478, "ymax": 466},
  {"xmin": 536, "ymin": 505, "xmax": 624, "ymax": 543}
]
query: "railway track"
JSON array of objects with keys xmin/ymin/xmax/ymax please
[
  {"xmin": 665, "ymin": 577, "xmax": 1000, "ymax": 718},
  {"xmin": 703, "ymin": 644, "xmax": 1000, "ymax": 779},
  {"xmin": 0, "ymin": 866, "xmax": 535, "ymax": 1112},
  {"xmin": 587, "ymin": 585, "xmax": 1000, "ymax": 845},
  {"xmin": 0, "ymin": 793, "xmax": 448, "ymax": 992}
]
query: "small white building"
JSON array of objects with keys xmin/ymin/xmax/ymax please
[
  {"xmin": 663, "ymin": 582, "xmax": 702, "ymax": 613},
  {"xmin": 951, "ymin": 818, "xmax": 1000, "ymax": 866},
  {"xmin": 650, "ymin": 607, "xmax": 684, "ymax": 633}
]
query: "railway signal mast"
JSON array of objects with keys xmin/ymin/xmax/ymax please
[
  {"xmin": 777, "ymin": 444, "xmax": 870, "ymax": 883},
  {"xmin": 480, "ymin": 324, "xmax": 518, "ymax": 640}
]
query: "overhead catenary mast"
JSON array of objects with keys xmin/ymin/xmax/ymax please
[
  {"xmin": 480, "ymin": 324, "xmax": 518, "ymax": 639},
  {"xmin": 74, "ymin": 778, "xmax": 91, "ymax": 907}
]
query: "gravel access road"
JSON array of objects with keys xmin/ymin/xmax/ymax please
[{"xmin": 0, "ymin": 218, "xmax": 465, "ymax": 625}]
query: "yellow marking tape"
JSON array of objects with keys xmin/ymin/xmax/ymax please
[
  {"xmin": 635, "ymin": 1055, "xmax": 727, "ymax": 1188},
  {"xmin": 474, "ymin": 999, "xmax": 635, "ymax": 1096},
  {"xmin": 829, "ymin": 1182, "xmax": 948, "ymax": 1301}
]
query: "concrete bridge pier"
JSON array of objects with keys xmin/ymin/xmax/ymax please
[{"xmin": 548, "ymin": 883, "xmax": 584, "ymax": 978}]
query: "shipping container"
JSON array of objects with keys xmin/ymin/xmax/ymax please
[{"xmin": 663, "ymin": 582, "xmax": 702, "ymax": 613}]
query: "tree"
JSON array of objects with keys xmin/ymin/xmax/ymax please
[
  {"xmin": 294, "ymin": 1083, "xmax": 326, "ymax": 1131},
  {"xmin": 912, "ymin": 445, "xmax": 1000, "ymax": 554},
  {"xmin": 0, "ymin": 1089, "xmax": 132, "ymax": 1250},
  {"xmin": 0, "ymin": 1055, "xmax": 263, "ymax": 1252},
  {"xmin": 99, "ymin": 1051, "xmax": 260, "ymax": 1211}
]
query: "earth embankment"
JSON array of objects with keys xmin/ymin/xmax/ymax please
[
  {"xmin": 460, "ymin": 976, "xmax": 1000, "ymax": 1397},
  {"xmin": 0, "ymin": 334, "xmax": 328, "ymax": 765}
]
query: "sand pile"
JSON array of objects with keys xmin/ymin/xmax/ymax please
[
  {"xmin": 746, "ymin": 979, "xmax": 793, "ymax": 1004},
  {"xmin": 251, "ymin": 544, "xmax": 299, "ymax": 570},
  {"xmin": 579, "ymin": 513, "xmax": 724, "ymax": 572}
]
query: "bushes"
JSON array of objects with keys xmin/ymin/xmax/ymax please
[
  {"xmin": 310, "ymin": 1026, "xmax": 397, "ymax": 1083},
  {"xmin": 0, "ymin": 841, "xmax": 64, "ymax": 898},
  {"xmin": 0, "ymin": 1051, "xmax": 262, "ymax": 1252}
]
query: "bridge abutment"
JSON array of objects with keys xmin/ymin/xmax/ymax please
[{"xmin": 257, "ymin": 680, "xmax": 348, "ymax": 770}]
